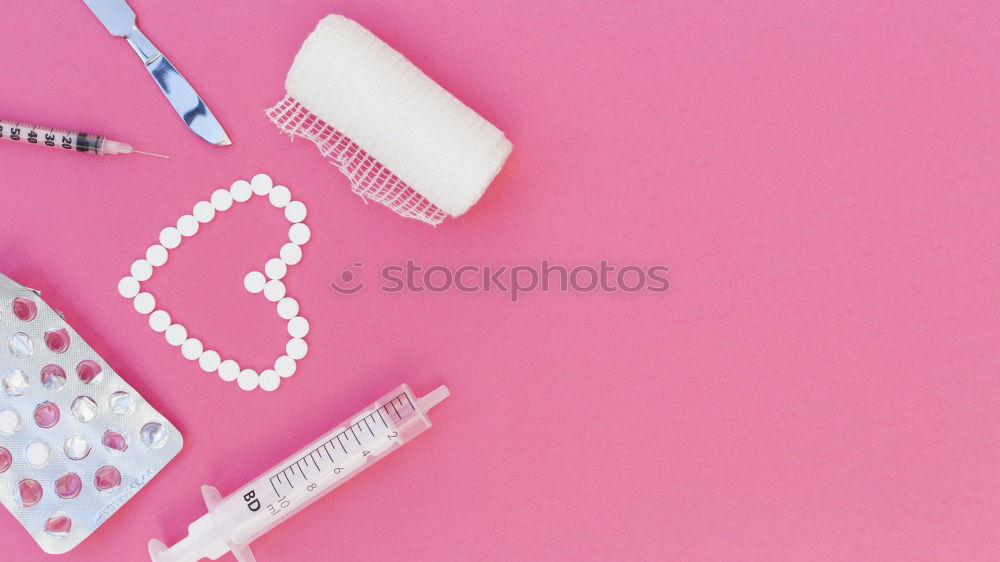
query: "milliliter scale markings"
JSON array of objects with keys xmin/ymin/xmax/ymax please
[{"xmin": 268, "ymin": 392, "xmax": 416, "ymax": 495}]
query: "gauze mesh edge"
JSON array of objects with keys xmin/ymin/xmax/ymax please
[{"xmin": 266, "ymin": 96, "xmax": 449, "ymax": 226}]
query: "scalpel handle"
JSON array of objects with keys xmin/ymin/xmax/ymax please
[{"xmin": 124, "ymin": 27, "xmax": 160, "ymax": 64}]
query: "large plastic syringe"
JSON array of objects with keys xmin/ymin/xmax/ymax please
[{"xmin": 148, "ymin": 383, "xmax": 449, "ymax": 562}]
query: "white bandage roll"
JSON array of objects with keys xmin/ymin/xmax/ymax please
[{"xmin": 272, "ymin": 15, "xmax": 513, "ymax": 222}]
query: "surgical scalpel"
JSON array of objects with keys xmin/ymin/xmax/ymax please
[{"xmin": 82, "ymin": 0, "xmax": 232, "ymax": 146}]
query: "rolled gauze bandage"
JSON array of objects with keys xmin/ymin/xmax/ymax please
[{"xmin": 267, "ymin": 15, "xmax": 513, "ymax": 225}]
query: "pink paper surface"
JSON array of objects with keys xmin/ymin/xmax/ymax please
[{"xmin": 2, "ymin": 1, "xmax": 999, "ymax": 560}]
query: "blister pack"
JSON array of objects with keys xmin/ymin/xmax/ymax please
[{"xmin": 0, "ymin": 273, "xmax": 183, "ymax": 554}]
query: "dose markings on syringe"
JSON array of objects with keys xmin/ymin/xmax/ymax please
[{"xmin": 268, "ymin": 393, "xmax": 416, "ymax": 495}]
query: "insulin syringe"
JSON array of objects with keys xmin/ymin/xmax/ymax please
[
  {"xmin": 0, "ymin": 119, "xmax": 168, "ymax": 157},
  {"xmin": 148, "ymin": 383, "xmax": 450, "ymax": 562}
]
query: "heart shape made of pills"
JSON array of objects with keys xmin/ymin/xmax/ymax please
[{"xmin": 117, "ymin": 173, "xmax": 311, "ymax": 392}]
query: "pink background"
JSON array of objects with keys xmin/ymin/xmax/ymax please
[{"xmin": 2, "ymin": 1, "xmax": 999, "ymax": 560}]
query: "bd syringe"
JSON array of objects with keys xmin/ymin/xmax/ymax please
[
  {"xmin": 148, "ymin": 383, "xmax": 450, "ymax": 562},
  {"xmin": 0, "ymin": 119, "xmax": 168, "ymax": 157}
]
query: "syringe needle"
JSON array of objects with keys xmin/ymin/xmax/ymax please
[{"xmin": 134, "ymin": 150, "xmax": 170, "ymax": 159}]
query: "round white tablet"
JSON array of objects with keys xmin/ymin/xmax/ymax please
[
  {"xmin": 276, "ymin": 297, "xmax": 299, "ymax": 320},
  {"xmin": 146, "ymin": 245, "xmax": 168, "ymax": 267},
  {"xmin": 177, "ymin": 214, "xmax": 199, "ymax": 237},
  {"xmin": 265, "ymin": 258, "xmax": 287, "ymax": 280},
  {"xmin": 218, "ymin": 360, "xmax": 240, "ymax": 382},
  {"xmin": 263, "ymin": 280, "xmax": 286, "ymax": 302},
  {"xmin": 131, "ymin": 259, "xmax": 153, "ymax": 282},
  {"xmin": 160, "ymin": 227, "xmax": 182, "ymax": 249},
  {"xmin": 269, "ymin": 186, "xmax": 292, "ymax": 208},
  {"xmin": 244, "ymin": 271, "xmax": 266, "ymax": 294},
  {"xmin": 165, "ymin": 324, "xmax": 187, "ymax": 346},
  {"xmin": 193, "ymin": 201, "xmax": 216, "ymax": 223},
  {"xmin": 286, "ymin": 338, "xmax": 308, "ymax": 360},
  {"xmin": 288, "ymin": 317, "xmax": 310, "ymax": 338},
  {"xmin": 148, "ymin": 310, "xmax": 171, "ymax": 332},
  {"xmin": 199, "ymin": 350, "xmax": 221, "ymax": 372},
  {"xmin": 259, "ymin": 370, "xmax": 280, "ymax": 391},
  {"xmin": 211, "ymin": 188, "xmax": 234, "ymax": 211},
  {"xmin": 0, "ymin": 409, "xmax": 21, "ymax": 434},
  {"xmin": 275, "ymin": 356, "xmax": 296, "ymax": 378},
  {"xmin": 26, "ymin": 441, "xmax": 51, "ymax": 467},
  {"xmin": 118, "ymin": 277, "xmax": 140, "ymax": 299},
  {"xmin": 251, "ymin": 173, "xmax": 273, "ymax": 196},
  {"xmin": 133, "ymin": 292, "xmax": 156, "ymax": 315},
  {"xmin": 231, "ymin": 180, "xmax": 252, "ymax": 202},
  {"xmin": 237, "ymin": 369, "xmax": 259, "ymax": 391},
  {"xmin": 288, "ymin": 223, "xmax": 311, "ymax": 245},
  {"xmin": 284, "ymin": 201, "xmax": 307, "ymax": 223},
  {"xmin": 181, "ymin": 338, "xmax": 204, "ymax": 361},
  {"xmin": 279, "ymin": 243, "xmax": 302, "ymax": 265}
]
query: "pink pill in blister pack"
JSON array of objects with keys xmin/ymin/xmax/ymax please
[{"xmin": 0, "ymin": 273, "xmax": 183, "ymax": 555}]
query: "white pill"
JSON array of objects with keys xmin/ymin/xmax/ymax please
[
  {"xmin": 181, "ymin": 338, "xmax": 204, "ymax": 360},
  {"xmin": 26, "ymin": 441, "xmax": 51, "ymax": 467},
  {"xmin": 133, "ymin": 292, "xmax": 156, "ymax": 314},
  {"xmin": 288, "ymin": 223, "xmax": 311, "ymax": 245},
  {"xmin": 275, "ymin": 356, "xmax": 296, "ymax": 378},
  {"xmin": 118, "ymin": 277, "xmax": 140, "ymax": 299},
  {"xmin": 259, "ymin": 370, "xmax": 280, "ymax": 391},
  {"xmin": 251, "ymin": 173, "xmax": 273, "ymax": 196},
  {"xmin": 193, "ymin": 201, "xmax": 216, "ymax": 223},
  {"xmin": 288, "ymin": 317, "xmax": 310, "ymax": 338},
  {"xmin": 165, "ymin": 324, "xmax": 187, "ymax": 346},
  {"xmin": 131, "ymin": 259, "xmax": 153, "ymax": 282},
  {"xmin": 286, "ymin": 338, "xmax": 308, "ymax": 360},
  {"xmin": 280, "ymin": 243, "xmax": 302, "ymax": 265},
  {"xmin": 263, "ymin": 280, "xmax": 286, "ymax": 302},
  {"xmin": 177, "ymin": 214, "xmax": 199, "ymax": 237},
  {"xmin": 277, "ymin": 297, "xmax": 299, "ymax": 319},
  {"xmin": 244, "ymin": 271, "xmax": 266, "ymax": 294},
  {"xmin": 269, "ymin": 186, "xmax": 292, "ymax": 208},
  {"xmin": 284, "ymin": 201, "xmax": 307, "ymax": 223},
  {"xmin": 64, "ymin": 435, "xmax": 91, "ymax": 459},
  {"xmin": 148, "ymin": 310, "xmax": 171, "ymax": 332},
  {"xmin": 199, "ymin": 350, "xmax": 221, "ymax": 372},
  {"xmin": 265, "ymin": 258, "xmax": 287, "ymax": 280},
  {"xmin": 146, "ymin": 245, "xmax": 168, "ymax": 267},
  {"xmin": 211, "ymin": 188, "xmax": 234, "ymax": 211},
  {"xmin": 160, "ymin": 227, "xmax": 182, "ymax": 249},
  {"xmin": 237, "ymin": 369, "xmax": 259, "ymax": 391},
  {"xmin": 231, "ymin": 180, "xmax": 252, "ymax": 202},
  {"xmin": 218, "ymin": 360, "xmax": 240, "ymax": 382},
  {"xmin": 0, "ymin": 409, "xmax": 21, "ymax": 434}
]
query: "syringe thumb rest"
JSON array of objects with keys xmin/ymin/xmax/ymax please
[{"xmin": 147, "ymin": 485, "xmax": 253, "ymax": 562}]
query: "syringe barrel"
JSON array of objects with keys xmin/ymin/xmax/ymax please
[
  {"xmin": 0, "ymin": 119, "xmax": 108, "ymax": 154},
  {"xmin": 206, "ymin": 383, "xmax": 438, "ymax": 550}
]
